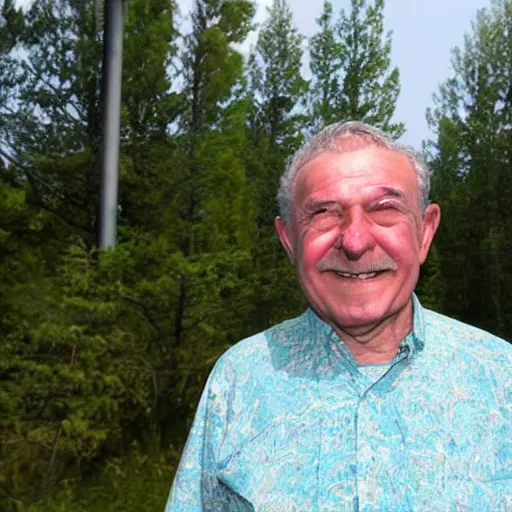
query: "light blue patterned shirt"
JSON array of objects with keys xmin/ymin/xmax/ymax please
[{"xmin": 166, "ymin": 296, "xmax": 512, "ymax": 511}]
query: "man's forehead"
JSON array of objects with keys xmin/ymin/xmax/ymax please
[{"xmin": 295, "ymin": 147, "xmax": 416, "ymax": 192}]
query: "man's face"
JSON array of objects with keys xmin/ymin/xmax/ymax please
[{"xmin": 276, "ymin": 145, "xmax": 440, "ymax": 333}]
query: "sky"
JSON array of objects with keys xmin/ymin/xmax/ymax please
[{"xmin": 13, "ymin": 0, "xmax": 492, "ymax": 150}]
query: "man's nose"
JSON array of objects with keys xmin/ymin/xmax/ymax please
[{"xmin": 334, "ymin": 209, "xmax": 376, "ymax": 260}]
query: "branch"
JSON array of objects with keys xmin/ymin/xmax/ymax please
[
  {"xmin": 0, "ymin": 146, "xmax": 91, "ymax": 210},
  {"xmin": 0, "ymin": 146, "xmax": 62, "ymax": 197},
  {"xmin": 181, "ymin": 307, "xmax": 226, "ymax": 334},
  {"xmin": 22, "ymin": 60, "xmax": 86, "ymax": 126},
  {"xmin": 119, "ymin": 294, "xmax": 166, "ymax": 339},
  {"xmin": 25, "ymin": 195, "xmax": 94, "ymax": 234},
  {"xmin": 132, "ymin": 354, "xmax": 159, "ymax": 424}
]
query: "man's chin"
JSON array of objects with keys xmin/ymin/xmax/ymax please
[
  {"xmin": 331, "ymin": 314, "xmax": 387, "ymax": 337},
  {"xmin": 310, "ymin": 305, "xmax": 385, "ymax": 333}
]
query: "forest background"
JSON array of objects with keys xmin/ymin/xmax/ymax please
[{"xmin": 0, "ymin": 0, "xmax": 511, "ymax": 510}]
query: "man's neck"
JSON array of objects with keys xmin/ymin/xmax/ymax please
[{"xmin": 332, "ymin": 300, "xmax": 414, "ymax": 365}]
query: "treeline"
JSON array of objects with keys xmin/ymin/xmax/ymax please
[{"xmin": 0, "ymin": 0, "xmax": 510, "ymax": 510}]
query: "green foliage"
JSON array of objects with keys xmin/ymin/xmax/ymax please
[
  {"xmin": 8, "ymin": 444, "xmax": 179, "ymax": 512},
  {"xmin": 121, "ymin": 0, "xmax": 178, "ymax": 137},
  {"xmin": 427, "ymin": 0, "xmax": 512, "ymax": 336},
  {"xmin": 308, "ymin": 1, "xmax": 341, "ymax": 130},
  {"xmin": 0, "ymin": 0, "xmax": 181, "ymax": 240},
  {"xmin": 0, "ymin": 0, "xmax": 262, "ymax": 507},
  {"xmin": 242, "ymin": 0, "xmax": 308, "ymax": 328},
  {"xmin": 248, "ymin": 0, "xmax": 307, "ymax": 149},
  {"xmin": 416, "ymin": 243, "xmax": 445, "ymax": 312},
  {"xmin": 308, "ymin": 0, "xmax": 403, "ymax": 135}
]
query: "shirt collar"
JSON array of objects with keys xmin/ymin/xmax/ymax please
[{"xmin": 402, "ymin": 293, "xmax": 426, "ymax": 359}]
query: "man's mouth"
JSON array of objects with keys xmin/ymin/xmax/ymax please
[{"xmin": 334, "ymin": 271, "xmax": 384, "ymax": 280}]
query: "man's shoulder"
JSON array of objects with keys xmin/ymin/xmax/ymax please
[
  {"xmin": 211, "ymin": 313, "xmax": 308, "ymax": 377},
  {"xmin": 423, "ymin": 307, "xmax": 512, "ymax": 363},
  {"xmin": 223, "ymin": 330, "xmax": 268, "ymax": 359}
]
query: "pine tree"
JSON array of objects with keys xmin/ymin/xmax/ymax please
[
  {"xmin": 0, "ymin": 0, "xmax": 180, "ymax": 242},
  {"xmin": 427, "ymin": 0, "xmax": 512, "ymax": 337},
  {"xmin": 244, "ymin": 0, "xmax": 308, "ymax": 329},
  {"xmin": 308, "ymin": 0, "xmax": 403, "ymax": 136},
  {"xmin": 308, "ymin": 0, "xmax": 343, "ymax": 131},
  {"xmin": 247, "ymin": 0, "xmax": 306, "ymax": 150}
]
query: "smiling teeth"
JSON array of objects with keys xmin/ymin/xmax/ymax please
[{"xmin": 336, "ymin": 271, "xmax": 378, "ymax": 279}]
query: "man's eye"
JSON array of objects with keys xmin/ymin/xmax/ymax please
[
  {"xmin": 369, "ymin": 202, "xmax": 402, "ymax": 225},
  {"xmin": 313, "ymin": 207, "xmax": 329, "ymax": 215},
  {"xmin": 375, "ymin": 202, "xmax": 397, "ymax": 210}
]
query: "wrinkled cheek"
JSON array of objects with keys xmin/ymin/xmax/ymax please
[
  {"xmin": 298, "ymin": 230, "xmax": 339, "ymax": 269},
  {"xmin": 381, "ymin": 228, "xmax": 421, "ymax": 264}
]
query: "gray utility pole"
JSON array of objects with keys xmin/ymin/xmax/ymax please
[{"xmin": 99, "ymin": 0, "xmax": 125, "ymax": 249}]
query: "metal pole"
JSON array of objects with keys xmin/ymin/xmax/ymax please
[{"xmin": 99, "ymin": 0, "xmax": 125, "ymax": 249}]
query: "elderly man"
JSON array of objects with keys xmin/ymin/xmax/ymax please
[{"xmin": 166, "ymin": 121, "xmax": 512, "ymax": 511}]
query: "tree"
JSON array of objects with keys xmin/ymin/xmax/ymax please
[
  {"xmin": 308, "ymin": 0, "xmax": 403, "ymax": 136},
  {"xmin": 0, "ymin": 0, "xmax": 180, "ymax": 242},
  {"xmin": 427, "ymin": 0, "xmax": 512, "ymax": 338},
  {"xmin": 308, "ymin": 1, "xmax": 342, "ymax": 131},
  {"xmin": 0, "ymin": 0, "xmax": 104, "ymax": 239},
  {"xmin": 244, "ymin": 0, "xmax": 308, "ymax": 329},
  {"xmin": 149, "ymin": 0, "xmax": 258, "ymax": 438},
  {"xmin": 247, "ymin": 0, "xmax": 306, "ymax": 150},
  {"xmin": 0, "ymin": 0, "xmax": 185, "ymax": 506},
  {"xmin": 116, "ymin": 0, "xmax": 181, "ymax": 235}
]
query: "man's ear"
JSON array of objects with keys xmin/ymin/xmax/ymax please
[
  {"xmin": 275, "ymin": 216, "xmax": 296, "ymax": 264},
  {"xmin": 419, "ymin": 203, "xmax": 441, "ymax": 264}
]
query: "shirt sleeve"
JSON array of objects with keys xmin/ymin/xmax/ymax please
[{"xmin": 164, "ymin": 359, "xmax": 229, "ymax": 511}]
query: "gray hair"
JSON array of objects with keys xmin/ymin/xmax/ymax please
[{"xmin": 277, "ymin": 121, "xmax": 431, "ymax": 223}]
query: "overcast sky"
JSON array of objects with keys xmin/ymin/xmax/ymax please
[{"xmin": 14, "ymin": 0, "xmax": 491, "ymax": 150}]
